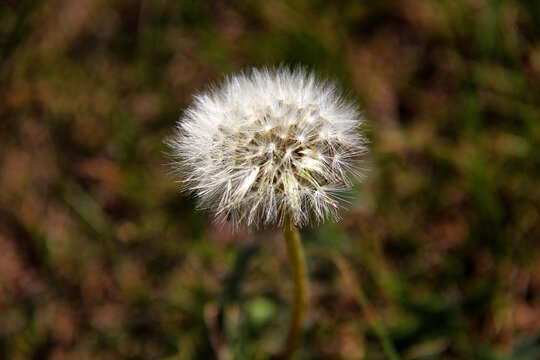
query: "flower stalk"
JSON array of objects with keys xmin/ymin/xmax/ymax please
[{"xmin": 276, "ymin": 214, "xmax": 308, "ymax": 359}]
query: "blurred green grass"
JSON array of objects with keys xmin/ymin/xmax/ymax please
[{"xmin": 1, "ymin": 0, "xmax": 540, "ymax": 359}]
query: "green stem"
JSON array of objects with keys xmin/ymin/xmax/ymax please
[{"xmin": 276, "ymin": 214, "xmax": 308, "ymax": 359}]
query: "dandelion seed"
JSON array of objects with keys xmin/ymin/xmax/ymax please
[{"xmin": 167, "ymin": 66, "xmax": 368, "ymax": 228}]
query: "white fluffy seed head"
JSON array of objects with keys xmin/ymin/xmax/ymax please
[{"xmin": 168, "ymin": 67, "xmax": 368, "ymax": 228}]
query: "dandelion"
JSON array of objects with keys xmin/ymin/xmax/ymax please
[
  {"xmin": 167, "ymin": 67, "xmax": 368, "ymax": 358},
  {"xmin": 169, "ymin": 67, "xmax": 367, "ymax": 228}
]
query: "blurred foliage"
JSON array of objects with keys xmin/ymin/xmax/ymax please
[{"xmin": 1, "ymin": 0, "xmax": 540, "ymax": 359}]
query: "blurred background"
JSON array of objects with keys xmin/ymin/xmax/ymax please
[{"xmin": 1, "ymin": 0, "xmax": 540, "ymax": 359}]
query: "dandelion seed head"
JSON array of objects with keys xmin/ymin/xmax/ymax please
[{"xmin": 168, "ymin": 67, "xmax": 368, "ymax": 228}]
